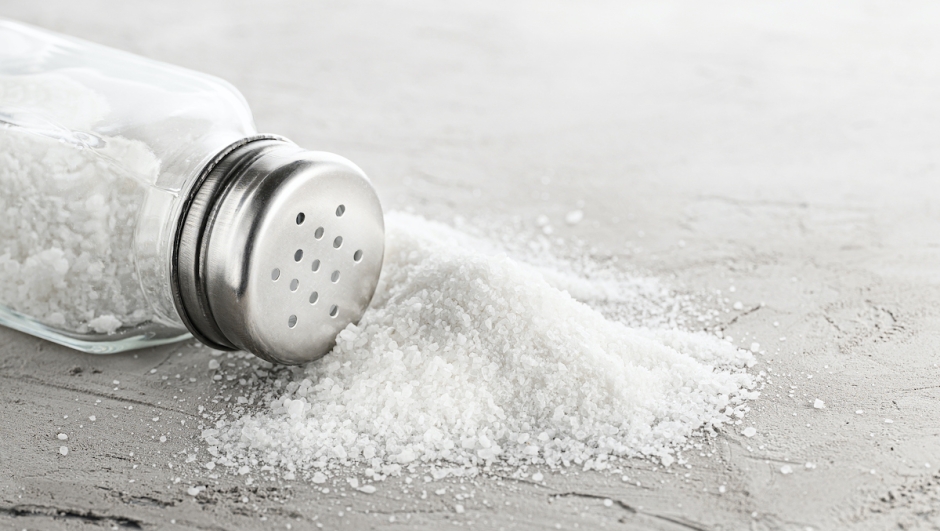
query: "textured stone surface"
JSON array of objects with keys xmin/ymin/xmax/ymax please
[{"xmin": 3, "ymin": 1, "xmax": 940, "ymax": 529}]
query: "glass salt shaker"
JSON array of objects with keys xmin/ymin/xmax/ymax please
[{"xmin": 0, "ymin": 19, "xmax": 385, "ymax": 364}]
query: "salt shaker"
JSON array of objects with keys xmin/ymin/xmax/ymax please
[{"xmin": 0, "ymin": 20, "xmax": 385, "ymax": 365}]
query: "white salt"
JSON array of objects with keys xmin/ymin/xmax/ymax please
[
  {"xmin": 531, "ymin": 472, "xmax": 544, "ymax": 482},
  {"xmin": 813, "ymin": 399, "xmax": 825, "ymax": 409},
  {"xmin": 209, "ymin": 214, "xmax": 758, "ymax": 480},
  {"xmin": 58, "ymin": 446, "xmax": 68, "ymax": 456},
  {"xmin": 0, "ymin": 74, "xmax": 158, "ymax": 333},
  {"xmin": 780, "ymin": 465, "xmax": 793, "ymax": 475},
  {"xmin": 564, "ymin": 210, "xmax": 584, "ymax": 225},
  {"xmin": 742, "ymin": 427, "xmax": 757, "ymax": 438},
  {"xmin": 56, "ymin": 433, "xmax": 68, "ymax": 441}
]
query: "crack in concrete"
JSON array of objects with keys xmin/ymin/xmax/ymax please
[
  {"xmin": 549, "ymin": 492, "xmax": 710, "ymax": 531},
  {"xmin": 712, "ymin": 304, "xmax": 762, "ymax": 332},
  {"xmin": 0, "ymin": 503, "xmax": 145, "ymax": 529},
  {"xmin": 0, "ymin": 373, "xmax": 199, "ymax": 418}
]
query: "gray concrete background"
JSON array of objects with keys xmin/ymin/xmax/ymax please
[{"xmin": 2, "ymin": 1, "xmax": 940, "ymax": 529}]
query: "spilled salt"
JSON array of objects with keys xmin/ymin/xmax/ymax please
[{"xmin": 206, "ymin": 213, "xmax": 758, "ymax": 480}]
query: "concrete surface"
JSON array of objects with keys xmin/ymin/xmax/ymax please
[{"xmin": 3, "ymin": 1, "xmax": 940, "ymax": 529}]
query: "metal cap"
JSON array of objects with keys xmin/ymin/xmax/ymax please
[{"xmin": 173, "ymin": 138, "xmax": 385, "ymax": 365}]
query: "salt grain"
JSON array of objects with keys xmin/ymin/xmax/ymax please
[
  {"xmin": 813, "ymin": 399, "xmax": 825, "ymax": 409},
  {"xmin": 564, "ymin": 210, "xmax": 584, "ymax": 225},
  {"xmin": 58, "ymin": 446, "xmax": 68, "ymax": 456}
]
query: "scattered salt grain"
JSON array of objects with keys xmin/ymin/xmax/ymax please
[
  {"xmin": 733, "ymin": 302, "xmax": 744, "ymax": 310},
  {"xmin": 56, "ymin": 433, "xmax": 68, "ymax": 441},
  {"xmin": 564, "ymin": 210, "xmax": 584, "ymax": 225},
  {"xmin": 813, "ymin": 399, "xmax": 825, "ymax": 409},
  {"xmin": 856, "ymin": 410, "xmax": 864, "ymax": 415},
  {"xmin": 531, "ymin": 472, "xmax": 544, "ymax": 482},
  {"xmin": 208, "ymin": 359, "xmax": 221, "ymax": 370},
  {"xmin": 742, "ymin": 427, "xmax": 757, "ymax": 438},
  {"xmin": 750, "ymin": 342, "xmax": 760, "ymax": 353},
  {"xmin": 207, "ymin": 214, "xmax": 758, "ymax": 481},
  {"xmin": 58, "ymin": 446, "xmax": 68, "ymax": 456},
  {"xmin": 186, "ymin": 486, "xmax": 204, "ymax": 496},
  {"xmin": 603, "ymin": 499, "xmax": 613, "ymax": 507},
  {"xmin": 88, "ymin": 416, "xmax": 96, "ymax": 421},
  {"xmin": 359, "ymin": 485, "xmax": 377, "ymax": 494},
  {"xmin": 454, "ymin": 504, "xmax": 465, "ymax": 514},
  {"xmin": 780, "ymin": 465, "xmax": 793, "ymax": 475},
  {"xmin": 884, "ymin": 419, "xmax": 894, "ymax": 424}
]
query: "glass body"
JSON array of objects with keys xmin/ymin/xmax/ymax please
[{"xmin": 0, "ymin": 19, "xmax": 257, "ymax": 352}]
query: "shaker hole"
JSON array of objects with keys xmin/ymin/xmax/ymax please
[
  {"xmin": 309, "ymin": 291, "xmax": 319, "ymax": 304},
  {"xmin": 329, "ymin": 305, "xmax": 338, "ymax": 317},
  {"xmin": 331, "ymin": 270, "xmax": 340, "ymax": 283},
  {"xmin": 271, "ymin": 268, "xmax": 280, "ymax": 281},
  {"xmin": 333, "ymin": 236, "xmax": 343, "ymax": 249},
  {"xmin": 296, "ymin": 212, "xmax": 305, "ymax": 225},
  {"xmin": 336, "ymin": 204, "xmax": 345, "ymax": 217},
  {"xmin": 294, "ymin": 249, "xmax": 303, "ymax": 262},
  {"xmin": 353, "ymin": 249, "xmax": 363, "ymax": 262},
  {"xmin": 315, "ymin": 227, "xmax": 324, "ymax": 239},
  {"xmin": 288, "ymin": 315, "xmax": 298, "ymax": 328},
  {"xmin": 311, "ymin": 259, "xmax": 321, "ymax": 272},
  {"xmin": 290, "ymin": 279, "xmax": 299, "ymax": 292}
]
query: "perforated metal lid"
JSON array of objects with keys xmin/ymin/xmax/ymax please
[{"xmin": 173, "ymin": 138, "xmax": 385, "ymax": 365}]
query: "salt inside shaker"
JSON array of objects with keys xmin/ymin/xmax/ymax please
[{"xmin": 0, "ymin": 19, "xmax": 385, "ymax": 364}]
